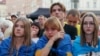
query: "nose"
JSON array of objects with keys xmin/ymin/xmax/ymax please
[
  {"xmin": 33, "ymin": 28, "xmax": 37, "ymax": 31},
  {"xmin": 55, "ymin": 10, "xmax": 59, "ymax": 14},
  {"xmin": 16, "ymin": 27, "xmax": 21, "ymax": 31},
  {"xmin": 70, "ymin": 23, "xmax": 74, "ymax": 26},
  {"xmin": 48, "ymin": 30, "xmax": 52, "ymax": 34},
  {"xmin": 87, "ymin": 23, "xmax": 90, "ymax": 27}
]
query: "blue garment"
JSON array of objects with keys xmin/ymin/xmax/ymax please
[
  {"xmin": 0, "ymin": 37, "xmax": 36, "ymax": 56},
  {"xmin": 73, "ymin": 36, "xmax": 100, "ymax": 56},
  {"xmin": 36, "ymin": 34, "xmax": 72, "ymax": 56}
]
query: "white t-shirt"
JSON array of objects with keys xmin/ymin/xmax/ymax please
[
  {"xmin": 31, "ymin": 38, "xmax": 39, "ymax": 43},
  {"xmin": 0, "ymin": 31, "xmax": 4, "ymax": 44}
]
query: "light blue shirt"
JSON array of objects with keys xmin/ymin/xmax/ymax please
[{"xmin": 73, "ymin": 36, "xmax": 100, "ymax": 56}]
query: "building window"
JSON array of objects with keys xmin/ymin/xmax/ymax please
[
  {"xmin": 87, "ymin": 2, "xmax": 90, "ymax": 8},
  {"xmin": 93, "ymin": 2, "xmax": 96, "ymax": 8}
]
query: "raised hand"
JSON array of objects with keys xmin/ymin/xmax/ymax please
[{"xmin": 51, "ymin": 31, "xmax": 64, "ymax": 42}]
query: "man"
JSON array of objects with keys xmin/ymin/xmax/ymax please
[
  {"xmin": 67, "ymin": 9, "xmax": 80, "ymax": 36},
  {"xmin": 50, "ymin": 3, "xmax": 77, "ymax": 40},
  {"xmin": 37, "ymin": 15, "xmax": 47, "ymax": 37}
]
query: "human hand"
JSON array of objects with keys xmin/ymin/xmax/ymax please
[{"xmin": 51, "ymin": 31, "xmax": 64, "ymax": 41}]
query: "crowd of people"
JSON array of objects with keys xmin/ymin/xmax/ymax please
[{"xmin": 0, "ymin": 2, "xmax": 100, "ymax": 56}]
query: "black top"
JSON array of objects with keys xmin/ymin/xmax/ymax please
[
  {"xmin": 39, "ymin": 29, "xmax": 44, "ymax": 37},
  {"xmin": 64, "ymin": 24, "xmax": 77, "ymax": 40}
]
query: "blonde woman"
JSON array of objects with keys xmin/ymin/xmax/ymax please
[{"xmin": 36, "ymin": 17, "xmax": 72, "ymax": 56}]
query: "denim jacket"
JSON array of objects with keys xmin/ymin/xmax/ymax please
[
  {"xmin": 0, "ymin": 37, "xmax": 36, "ymax": 56},
  {"xmin": 36, "ymin": 34, "xmax": 72, "ymax": 56}
]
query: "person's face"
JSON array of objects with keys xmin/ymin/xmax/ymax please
[
  {"xmin": 38, "ymin": 16, "xmax": 45, "ymax": 25},
  {"xmin": 11, "ymin": 17, "xmax": 17, "ymax": 22},
  {"xmin": 83, "ymin": 16, "xmax": 94, "ymax": 35},
  {"xmin": 45, "ymin": 27, "xmax": 59, "ymax": 39},
  {"xmin": 14, "ymin": 21, "xmax": 24, "ymax": 37},
  {"xmin": 67, "ymin": 14, "xmax": 79, "ymax": 27},
  {"xmin": 11, "ymin": 17, "xmax": 16, "ymax": 20},
  {"xmin": 31, "ymin": 25, "xmax": 39, "ymax": 36},
  {"xmin": 51, "ymin": 5, "xmax": 65, "ymax": 20}
]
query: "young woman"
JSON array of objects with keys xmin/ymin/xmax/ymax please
[
  {"xmin": 36, "ymin": 17, "xmax": 72, "ymax": 56},
  {"xmin": 31, "ymin": 22, "xmax": 41, "ymax": 43},
  {"xmin": 73, "ymin": 12, "xmax": 100, "ymax": 56},
  {"xmin": 0, "ymin": 17, "xmax": 36, "ymax": 56}
]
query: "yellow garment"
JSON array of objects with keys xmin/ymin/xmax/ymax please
[
  {"xmin": 35, "ymin": 50, "xmax": 41, "ymax": 56},
  {"xmin": 66, "ymin": 52, "xmax": 72, "ymax": 56},
  {"xmin": 64, "ymin": 22, "xmax": 80, "ymax": 36},
  {"xmin": 76, "ymin": 24, "xmax": 80, "ymax": 36},
  {"xmin": 64, "ymin": 22, "xmax": 67, "ymax": 24},
  {"xmin": 36, "ymin": 50, "xmax": 73, "ymax": 56}
]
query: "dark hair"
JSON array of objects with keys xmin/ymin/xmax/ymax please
[
  {"xmin": 50, "ymin": 2, "xmax": 66, "ymax": 13},
  {"xmin": 31, "ymin": 22, "xmax": 41, "ymax": 37},
  {"xmin": 80, "ymin": 12, "xmax": 87, "ymax": 18},
  {"xmin": 11, "ymin": 15, "xmax": 17, "ymax": 18}
]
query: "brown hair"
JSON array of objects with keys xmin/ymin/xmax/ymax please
[
  {"xmin": 67, "ymin": 9, "xmax": 80, "ymax": 23},
  {"xmin": 80, "ymin": 12, "xmax": 87, "ymax": 18},
  {"xmin": 50, "ymin": 2, "xmax": 66, "ymax": 13},
  {"xmin": 81, "ymin": 12, "xmax": 98, "ymax": 47},
  {"xmin": 67, "ymin": 9, "xmax": 80, "ymax": 18},
  {"xmin": 10, "ymin": 17, "xmax": 31, "ymax": 55}
]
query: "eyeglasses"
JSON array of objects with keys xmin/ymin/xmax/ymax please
[{"xmin": 83, "ymin": 22, "xmax": 94, "ymax": 25}]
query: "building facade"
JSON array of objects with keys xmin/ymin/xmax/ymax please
[
  {"xmin": 6, "ymin": 0, "xmax": 100, "ymax": 17},
  {"xmin": 41, "ymin": 0, "xmax": 100, "ymax": 10},
  {"xmin": 0, "ymin": 0, "xmax": 6, "ymax": 17},
  {"xmin": 6, "ymin": 0, "xmax": 42, "ymax": 17}
]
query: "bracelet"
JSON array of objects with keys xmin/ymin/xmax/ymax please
[{"xmin": 47, "ymin": 45, "xmax": 52, "ymax": 49}]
